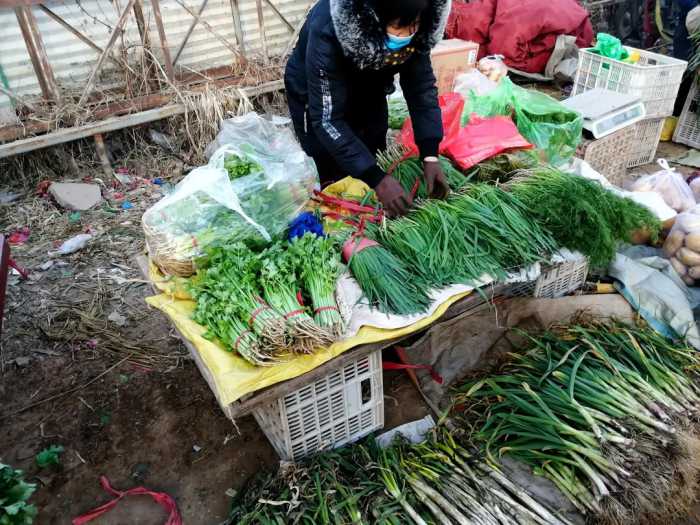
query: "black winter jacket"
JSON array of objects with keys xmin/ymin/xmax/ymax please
[{"xmin": 284, "ymin": 0, "xmax": 451, "ymax": 187}]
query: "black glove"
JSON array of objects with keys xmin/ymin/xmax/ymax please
[
  {"xmin": 375, "ymin": 175, "xmax": 413, "ymax": 218},
  {"xmin": 424, "ymin": 159, "xmax": 449, "ymax": 199}
]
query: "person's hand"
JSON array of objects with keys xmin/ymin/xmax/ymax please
[
  {"xmin": 423, "ymin": 158, "xmax": 449, "ymax": 199},
  {"xmin": 376, "ymin": 175, "xmax": 413, "ymax": 217},
  {"xmin": 478, "ymin": 57, "xmax": 508, "ymax": 83}
]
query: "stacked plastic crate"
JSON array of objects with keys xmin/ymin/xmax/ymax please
[
  {"xmin": 673, "ymin": 78, "xmax": 700, "ymax": 149},
  {"xmin": 573, "ymin": 47, "xmax": 687, "ymax": 167}
]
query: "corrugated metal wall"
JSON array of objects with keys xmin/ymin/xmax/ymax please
[{"xmin": 0, "ymin": 0, "xmax": 311, "ymax": 116}]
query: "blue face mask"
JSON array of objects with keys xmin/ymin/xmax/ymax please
[{"xmin": 385, "ymin": 32, "xmax": 415, "ymax": 51}]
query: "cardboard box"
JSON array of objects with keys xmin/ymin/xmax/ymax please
[{"xmin": 430, "ymin": 39, "xmax": 479, "ymax": 95}]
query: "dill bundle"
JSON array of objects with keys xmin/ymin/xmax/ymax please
[
  {"xmin": 509, "ymin": 168, "xmax": 661, "ymax": 266},
  {"xmin": 344, "ymin": 236, "xmax": 431, "ymax": 315}
]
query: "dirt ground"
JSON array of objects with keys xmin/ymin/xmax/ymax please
[{"xmin": 0, "ymin": 112, "xmax": 698, "ymax": 524}]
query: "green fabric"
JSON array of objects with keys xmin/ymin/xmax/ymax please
[{"xmin": 461, "ymin": 78, "xmax": 583, "ymax": 166}]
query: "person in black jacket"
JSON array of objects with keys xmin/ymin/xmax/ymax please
[{"xmin": 284, "ymin": 0, "xmax": 451, "ymax": 217}]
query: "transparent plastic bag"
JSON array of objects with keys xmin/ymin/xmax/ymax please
[
  {"xmin": 143, "ymin": 113, "xmax": 318, "ymax": 277},
  {"xmin": 663, "ymin": 204, "xmax": 700, "ymax": 286},
  {"xmin": 453, "ymin": 69, "xmax": 498, "ymax": 98},
  {"xmin": 630, "ymin": 159, "xmax": 696, "ymax": 213}
]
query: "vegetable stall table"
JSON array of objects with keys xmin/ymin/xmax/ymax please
[{"xmin": 137, "ymin": 254, "xmax": 521, "ymax": 460}]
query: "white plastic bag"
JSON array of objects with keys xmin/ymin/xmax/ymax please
[
  {"xmin": 630, "ymin": 159, "xmax": 696, "ymax": 213},
  {"xmin": 453, "ymin": 69, "xmax": 497, "ymax": 98},
  {"xmin": 142, "ymin": 113, "xmax": 318, "ymax": 276},
  {"xmin": 663, "ymin": 204, "xmax": 700, "ymax": 286}
]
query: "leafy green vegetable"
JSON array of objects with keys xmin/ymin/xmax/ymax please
[
  {"xmin": 509, "ymin": 167, "xmax": 661, "ymax": 266},
  {"xmin": 223, "ymin": 153, "xmax": 262, "ymax": 180},
  {"xmin": 35, "ymin": 445, "xmax": 63, "ymax": 469},
  {"xmin": 289, "ymin": 233, "xmax": 344, "ymax": 336},
  {"xmin": 0, "ymin": 463, "xmax": 37, "ymax": 525},
  {"xmin": 464, "ymin": 151, "xmax": 540, "ymax": 183},
  {"xmin": 388, "ymin": 97, "xmax": 410, "ymax": 130}
]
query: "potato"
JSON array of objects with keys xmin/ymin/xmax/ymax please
[
  {"xmin": 689, "ymin": 265, "xmax": 700, "ymax": 280},
  {"xmin": 682, "ymin": 275, "xmax": 696, "ymax": 286},
  {"xmin": 685, "ymin": 232, "xmax": 700, "ymax": 252},
  {"xmin": 663, "ymin": 230, "xmax": 684, "ymax": 256},
  {"xmin": 670, "ymin": 257, "xmax": 687, "ymax": 276},
  {"xmin": 678, "ymin": 247, "xmax": 700, "ymax": 266}
]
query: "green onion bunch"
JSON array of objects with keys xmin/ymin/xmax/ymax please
[
  {"xmin": 290, "ymin": 233, "xmax": 345, "ymax": 336},
  {"xmin": 227, "ymin": 430, "xmax": 571, "ymax": 525},
  {"xmin": 345, "ymin": 236, "xmax": 431, "ymax": 316},
  {"xmin": 390, "ymin": 157, "xmax": 469, "ymax": 200},
  {"xmin": 371, "ymin": 186, "xmax": 555, "ymax": 289},
  {"xmin": 259, "ymin": 243, "xmax": 334, "ymax": 352},
  {"xmin": 508, "ymin": 168, "xmax": 661, "ymax": 266},
  {"xmin": 453, "ymin": 322, "xmax": 700, "ymax": 524}
]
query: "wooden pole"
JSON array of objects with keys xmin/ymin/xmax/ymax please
[
  {"xmin": 172, "ymin": 0, "xmax": 241, "ymax": 63},
  {"xmin": 281, "ymin": 2, "xmax": 312, "ymax": 60},
  {"xmin": 37, "ymin": 5, "xmax": 134, "ymax": 74},
  {"xmin": 150, "ymin": 0, "xmax": 175, "ymax": 82},
  {"xmin": 77, "ymin": 0, "xmax": 136, "ymax": 107},
  {"xmin": 93, "ymin": 133, "xmax": 113, "ymax": 179},
  {"xmin": 172, "ymin": 0, "xmax": 209, "ymax": 66},
  {"xmin": 262, "ymin": 0, "xmax": 294, "ymax": 32},
  {"xmin": 229, "ymin": 0, "xmax": 246, "ymax": 58},
  {"xmin": 14, "ymin": 5, "xmax": 60, "ymax": 102},
  {"xmin": 255, "ymin": 0, "xmax": 268, "ymax": 59}
]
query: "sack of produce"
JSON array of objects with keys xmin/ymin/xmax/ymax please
[
  {"xmin": 630, "ymin": 159, "xmax": 696, "ymax": 213},
  {"xmin": 143, "ymin": 113, "xmax": 317, "ymax": 277},
  {"xmin": 663, "ymin": 204, "xmax": 700, "ymax": 286}
]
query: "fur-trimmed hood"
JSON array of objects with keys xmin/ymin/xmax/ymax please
[{"xmin": 329, "ymin": 0, "xmax": 451, "ymax": 70}]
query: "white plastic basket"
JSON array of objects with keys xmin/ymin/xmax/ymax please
[
  {"xmin": 627, "ymin": 117, "xmax": 665, "ymax": 168},
  {"xmin": 573, "ymin": 47, "xmax": 687, "ymax": 119},
  {"xmin": 673, "ymin": 80, "xmax": 700, "ymax": 149},
  {"xmin": 508, "ymin": 257, "xmax": 588, "ymax": 298},
  {"xmin": 253, "ymin": 350, "xmax": 384, "ymax": 461}
]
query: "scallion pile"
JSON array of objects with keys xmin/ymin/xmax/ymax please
[{"xmin": 453, "ymin": 322, "xmax": 700, "ymax": 524}]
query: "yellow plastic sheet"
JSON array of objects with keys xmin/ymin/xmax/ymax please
[{"xmin": 146, "ymin": 288, "xmax": 472, "ymax": 406}]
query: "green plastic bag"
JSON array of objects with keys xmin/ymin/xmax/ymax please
[
  {"xmin": 461, "ymin": 78, "xmax": 583, "ymax": 166},
  {"xmin": 591, "ymin": 32, "xmax": 629, "ymax": 60}
]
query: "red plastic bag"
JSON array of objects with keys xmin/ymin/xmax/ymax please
[
  {"xmin": 443, "ymin": 114, "xmax": 532, "ymax": 170},
  {"xmin": 399, "ymin": 95, "xmax": 531, "ymax": 170},
  {"xmin": 399, "ymin": 93, "xmax": 464, "ymax": 158}
]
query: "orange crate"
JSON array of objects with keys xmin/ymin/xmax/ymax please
[{"xmin": 431, "ymin": 39, "xmax": 479, "ymax": 95}]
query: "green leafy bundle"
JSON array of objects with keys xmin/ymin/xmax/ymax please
[
  {"xmin": 464, "ymin": 151, "xmax": 540, "ymax": 183},
  {"xmin": 453, "ymin": 322, "xmax": 700, "ymax": 524},
  {"xmin": 509, "ymin": 168, "xmax": 661, "ymax": 266},
  {"xmin": 223, "ymin": 153, "xmax": 262, "ymax": 180},
  {"xmin": 0, "ymin": 463, "xmax": 37, "ymax": 525},
  {"xmin": 259, "ymin": 244, "xmax": 333, "ymax": 351},
  {"xmin": 345, "ymin": 236, "xmax": 431, "ymax": 315},
  {"xmin": 290, "ymin": 233, "xmax": 344, "ymax": 336},
  {"xmin": 388, "ymin": 97, "xmax": 410, "ymax": 129},
  {"xmin": 391, "ymin": 157, "xmax": 469, "ymax": 199},
  {"xmin": 192, "ymin": 243, "xmax": 286, "ymax": 365}
]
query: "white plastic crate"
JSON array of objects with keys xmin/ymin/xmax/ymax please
[
  {"xmin": 573, "ymin": 47, "xmax": 687, "ymax": 119},
  {"xmin": 508, "ymin": 257, "xmax": 588, "ymax": 298},
  {"xmin": 673, "ymin": 80, "xmax": 700, "ymax": 149},
  {"xmin": 627, "ymin": 117, "xmax": 665, "ymax": 168},
  {"xmin": 253, "ymin": 350, "xmax": 384, "ymax": 461}
]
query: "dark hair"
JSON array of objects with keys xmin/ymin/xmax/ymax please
[{"xmin": 374, "ymin": 0, "xmax": 428, "ymax": 27}]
